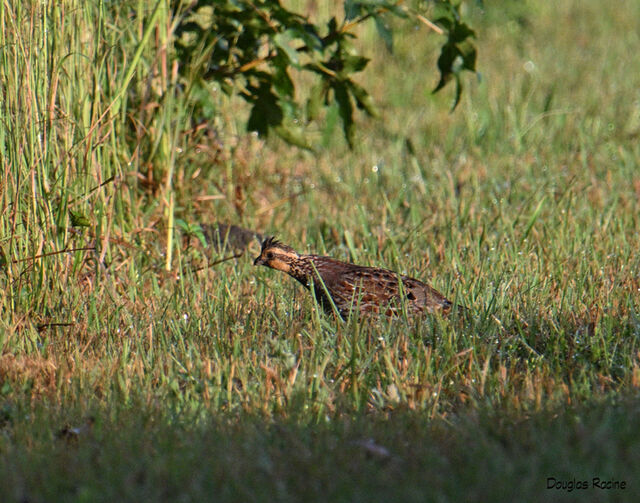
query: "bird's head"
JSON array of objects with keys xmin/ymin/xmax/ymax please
[{"xmin": 253, "ymin": 237, "xmax": 300, "ymax": 273}]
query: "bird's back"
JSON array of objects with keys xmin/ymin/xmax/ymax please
[{"xmin": 303, "ymin": 255, "xmax": 452, "ymax": 317}]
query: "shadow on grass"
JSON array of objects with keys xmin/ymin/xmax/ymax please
[{"xmin": 1, "ymin": 394, "xmax": 639, "ymax": 502}]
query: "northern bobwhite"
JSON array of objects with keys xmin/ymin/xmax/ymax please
[
  {"xmin": 202, "ymin": 223, "xmax": 263, "ymax": 252},
  {"xmin": 253, "ymin": 237, "xmax": 454, "ymax": 317}
]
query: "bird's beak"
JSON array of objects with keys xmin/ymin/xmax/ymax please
[{"xmin": 254, "ymin": 255, "xmax": 264, "ymax": 266}]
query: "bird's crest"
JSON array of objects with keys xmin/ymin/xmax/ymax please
[
  {"xmin": 261, "ymin": 236, "xmax": 297, "ymax": 253},
  {"xmin": 261, "ymin": 236, "xmax": 281, "ymax": 251}
]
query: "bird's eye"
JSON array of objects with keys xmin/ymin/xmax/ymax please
[{"xmin": 266, "ymin": 252, "xmax": 274, "ymax": 260}]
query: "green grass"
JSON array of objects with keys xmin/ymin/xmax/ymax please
[{"xmin": 1, "ymin": 0, "xmax": 640, "ymax": 501}]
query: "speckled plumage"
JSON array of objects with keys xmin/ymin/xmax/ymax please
[{"xmin": 254, "ymin": 237, "xmax": 454, "ymax": 317}]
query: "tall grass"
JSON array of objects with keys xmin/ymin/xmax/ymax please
[{"xmin": 1, "ymin": 0, "xmax": 640, "ymax": 500}]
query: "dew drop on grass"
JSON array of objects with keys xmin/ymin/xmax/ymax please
[{"xmin": 372, "ymin": 165, "xmax": 379, "ymax": 173}]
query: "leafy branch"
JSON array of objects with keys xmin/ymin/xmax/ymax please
[{"xmin": 173, "ymin": 0, "xmax": 477, "ymax": 148}]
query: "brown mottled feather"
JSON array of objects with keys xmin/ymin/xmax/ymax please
[{"xmin": 254, "ymin": 238, "xmax": 454, "ymax": 317}]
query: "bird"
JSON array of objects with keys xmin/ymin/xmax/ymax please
[
  {"xmin": 201, "ymin": 223, "xmax": 263, "ymax": 253},
  {"xmin": 253, "ymin": 237, "xmax": 455, "ymax": 318}
]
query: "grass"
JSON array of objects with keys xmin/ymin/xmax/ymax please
[{"xmin": 1, "ymin": 0, "xmax": 640, "ymax": 501}]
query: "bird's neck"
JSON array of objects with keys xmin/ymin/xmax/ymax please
[{"xmin": 286, "ymin": 255, "xmax": 318, "ymax": 288}]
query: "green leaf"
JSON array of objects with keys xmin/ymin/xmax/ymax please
[
  {"xmin": 458, "ymin": 41, "xmax": 477, "ymax": 72},
  {"xmin": 192, "ymin": 228, "xmax": 208, "ymax": 249},
  {"xmin": 273, "ymin": 31, "xmax": 300, "ymax": 67},
  {"xmin": 190, "ymin": 5, "xmax": 214, "ymax": 30},
  {"xmin": 344, "ymin": 1, "xmax": 362, "ymax": 21},
  {"xmin": 176, "ymin": 220, "xmax": 208, "ymax": 248},
  {"xmin": 432, "ymin": 42, "xmax": 457, "ymax": 94},
  {"xmin": 69, "ymin": 210, "xmax": 90, "ymax": 227},
  {"xmin": 272, "ymin": 63, "xmax": 294, "ymax": 98},
  {"xmin": 274, "ymin": 125, "xmax": 315, "ymax": 151},
  {"xmin": 247, "ymin": 82, "xmax": 283, "ymax": 135},
  {"xmin": 341, "ymin": 54, "xmax": 370, "ymax": 74},
  {"xmin": 333, "ymin": 82, "xmax": 355, "ymax": 148},
  {"xmin": 290, "ymin": 24, "xmax": 323, "ymax": 52},
  {"xmin": 451, "ymin": 21, "xmax": 476, "ymax": 44},
  {"xmin": 452, "ymin": 73, "xmax": 463, "ymax": 111},
  {"xmin": 220, "ymin": 79, "xmax": 234, "ymax": 96},
  {"xmin": 374, "ymin": 15, "xmax": 393, "ymax": 53},
  {"xmin": 349, "ymin": 80, "xmax": 379, "ymax": 118},
  {"xmin": 345, "ymin": 0, "xmax": 407, "ymax": 20},
  {"xmin": 306, "ymin": 82, "xmax": 326, "ymax": 121}
]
